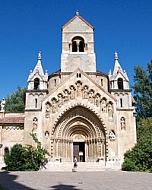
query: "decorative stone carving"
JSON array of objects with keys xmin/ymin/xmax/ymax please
[
  {"xmin": 51, "ymin": 98, "xmax": 57, "ymax": 113},
  {"xmin": 63, "ymin": 89, "xmax": 69, "ymax": 103},
  {"xmin": 57, "ymin": 94, "xmax": 63, "ymax": 108},
  {"xmin": 45, "ymin": 102, "xmax": 51, "ymax": 118},
  {"xmin": 76, "ymin": 81, "xmax": 82, "ymax": 97},
  {"xmin": 95, "ymin": 94, "xmax": 100, "ymax": 107},
  {"xmin": 88, "ymin": 89, "xmax": 94, "ymax": 103},
  {"xmin": 107, "ymin": 103, "xmax": 113, "ymax": 118},
  {"xmin": 109, "ymin": 130, "xmax": 116, "ymax": 141},
  {"xmin": 70, "ymin": 85, "xmax": 75, "ymax": 100},
  {"xmin": 0, "ymin": 98, "xmax": 5, "ymax": 112},
  {"xmin": 33, "ymin": 117, "xmax": 38, "ymax": 130},
  {"xmin": 101, "ymin": 99, "xmax": 106, "ymax": 112},
  {"xmin": 120, "ymin": 117, "xmax": 126, "ymax": 130},
  {"xmin": 83, "ymin": 85, "xmax": 88, "ymax": 99}
]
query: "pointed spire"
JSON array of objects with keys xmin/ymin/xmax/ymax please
[
  {"xmin": 33, "ymin": 51, "xmax": 44, "ymax": 76},
  {"xmin": 27, "ymin": 51, "xmax": 48, "ymax": 90},
  {"xmin": 113, "ymin": 52, "xmax": 122, "ymax": 75}
]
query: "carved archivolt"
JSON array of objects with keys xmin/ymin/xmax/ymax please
[
  {"xmin": 45, "ymin": 81, "xmax": 114, "ymax": 118},
  {"xmin": 52, "ymin": 105, "xmax": 107, "ymax": 138}
]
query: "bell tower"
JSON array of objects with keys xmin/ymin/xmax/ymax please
[
  {"xmin": 25, "ymin": 52, "xmax": 48, "ymax": 110},
  {"xmin": 61, "ymin": 12, "xmax": 96, "ymax": 73}
]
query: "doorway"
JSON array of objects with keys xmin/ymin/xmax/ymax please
[{"xmin": 73, "ymin": 142, "xmax": 85, "ymax": 162}]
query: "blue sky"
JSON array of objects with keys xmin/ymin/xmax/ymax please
[{"xmin": 0, "ymin": 0, "xmax": 152, "ymax": 100}]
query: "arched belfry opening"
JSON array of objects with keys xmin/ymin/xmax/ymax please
[
  {"xmin": 117, "ymin": 78, "xmax": 123, "ymax": 89},
  {"xmin": 72, "ymin": 36, "xmax": 85, "ymax": 52},
  {"xmin": 34, "ymin": 78, "xmax": 40, "ymax": 90},
  {"xmin": 51, "ymin": 106, "xmax": 107, "ymax": 162}
]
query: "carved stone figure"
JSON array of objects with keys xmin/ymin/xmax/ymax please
[
  {"xmin": 101, "ymin": 99, "xmax": 106, "ymax": 112},
  {"xmin": 0, "ymin": 98, "xmax": 5, "ymax": 112},
  {"xmin": 88, "ymin": 90, "xmax": 94, "ymax": 103},
  {"xmin": 95, "ymin": 94, "xmax": 100, "ymax": 107},
  {"xmin": 58, "ymin": 94, "xmax": 63, "ymax": 108},
  {"xmin": 83, "ymin": 86, "xmax": 88, "ymax": 99},
  {"xmin": 120, "ymin": 117, "xmax": 126, "ymax": 130},
  {"xmin": 76, "ymin": 82, "xmax": 82, "ymax": 97},
  {"xmin": 33, "ymin": 117, "xmax": 38, "ymax": 130},
  {"xmin": 108, "ymin": 103, "xmax": 113, "ymax": 118},
  {"xmin": 64, "ymin": 89, "xmax": 69, "ymax": 103},
  {"xmin": 52, "ymin": 99, "xmax": 57, "ymax": 113},
  {"xmin": 45, "ymin": 102, "xmax": 51, "ymax": 118},
  {"xmin": 70, "ymin": 86, "xmax": 75, "ymax": 100}
]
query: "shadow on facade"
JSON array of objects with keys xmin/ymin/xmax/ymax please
[{"xmin": 0, "ymin": 171, "xmax": 34, "ymax": 190}]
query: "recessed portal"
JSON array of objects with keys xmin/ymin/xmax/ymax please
[{"xmin": 73, "ymin": 142, "xmax": 85, "ymax": 162}]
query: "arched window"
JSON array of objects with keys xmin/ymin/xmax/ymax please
[
  {"xmin": 34, "ymin": 78, "xmax": 40, "ymax": 90},
  {"xmin": 72, "ymin": 36, "xmax": 85, "ymax": 52},
  {"xmin": 35, "ymin": 98, "xmax": 37, "ymax": 108},
  {"xmin": 117, "ymin": 78, "xmax": 123, "ymax": 89}
]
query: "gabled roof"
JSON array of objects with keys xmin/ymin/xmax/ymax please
[
  {"xmin": 62, "ymin": 12, "xmax": 94, "ymax": 30},
  {"xmin": 43, "ymin": 68, "xmax": 116, "ymax": 102}
]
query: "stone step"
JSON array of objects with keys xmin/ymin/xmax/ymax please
[{"xmin": 42, "ymin": 162, "xmax": 106, "ymax": 172}]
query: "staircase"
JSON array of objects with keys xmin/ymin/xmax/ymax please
[{"xmin": 42, "ymin": 161, "xmax": 106, "ymax": 172}]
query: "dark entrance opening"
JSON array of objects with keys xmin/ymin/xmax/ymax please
[{"xmin": 73, "ymin": 142, "xmax": 85, "ymax": 162}]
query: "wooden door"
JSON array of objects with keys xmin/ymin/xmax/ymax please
[{"xmin": 73, "ymin": 142, "xmax": 79, "ymax": 161}]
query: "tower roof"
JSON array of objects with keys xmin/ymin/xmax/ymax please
[{"xmin": 62, "ymin": 11, "xmax": 94, "ymax": 30}]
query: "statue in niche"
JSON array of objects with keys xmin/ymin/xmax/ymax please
[
  {"xmin": 64, "ymin": 89, "xmax": 69, "ymax": 103},
  {"xmin": 108, "ymin": 103, "xmax": 113, "ymax": 118},
  {"xmin": 83, "ymin": 86, "xmax": 88, "ymax": 99},
  {"xmin": 51, "ymin": 99, "xmax": 57, "ymax": 113},
  {"xmin": 101, "ymin": 99, "xmax": 106, "ymax": 112},
  {"xmin": 58, "ymin": 94, "xmax": 63, "ymax": 108},
  {"xmin": 88, "ymin": 90, "xmax": 94, "ymax": 103},
  {"xmin": 120, "ymin": 117, "xmax": 126, "ymax": 130},
  {"xmin": 0, "ymin": 98, "xmax": 5, "ymax": 112},
  {"xmin": 95, "ymin": 94, "xmax": 101, "ymax": 107},
  {"xmin": 33, "ymin": 117, "xmax": 38, "ymax": 131},
  {"xmin": 70, "ymin": 86, "xmax": 75, "ymax": 100},
  {"xmin": 45, "ymin": 102, "xmax": 51, "ymax": 118},
  {"xmin": 76, "ymin": 82, "xmax": 82, "ymax": 97}
]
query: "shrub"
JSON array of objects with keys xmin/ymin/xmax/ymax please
[{"xmin": 4, "ymin": 133, "xmax": 49, "ymax": 171}]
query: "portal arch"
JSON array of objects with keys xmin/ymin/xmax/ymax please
[{"xmin": 51, "ymin": 106, "xmax": 107, "ymax": 162}]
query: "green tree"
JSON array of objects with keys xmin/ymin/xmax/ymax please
[
  {"xmin": 5, "ymin": 86, "xmax": 26, "ymax": 112},
  {"xmin": 122, "ymin": 120, "xmax": 152, "ymax": 172},
  {"xmin": 132, "ymin": 61, "xmax": 152, "ymax": 119},
  {"xmin": 4, "ymin": 133, "xmax": 49, "ymax": 171}
]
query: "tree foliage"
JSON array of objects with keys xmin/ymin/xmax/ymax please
[
  {"xmin": 132, "ymin": 61, "xmax": 152, "ymax": 119},
  {"xmin": 5, "ymin": 86, "xmax": 26, "ymax": 112},
  {"xmin": 122, "ymin": 61, "xmax": 152, "ymax": 172},
  {"xmin": 122, "ymin": 119, "xmax": 152, "ymax": 172},
  {"xmin": 4, "ymin": 133, "xmax": 49, "ymax": 171}
]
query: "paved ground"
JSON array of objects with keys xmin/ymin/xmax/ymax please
[{"xmin": 0, "ymin": 170, "xmax": 152, "ymax": 190}]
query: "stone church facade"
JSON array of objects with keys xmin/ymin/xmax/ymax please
[{"xmin": 0, "ymin": 13, "xmax": 136, "ymax": 169}]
